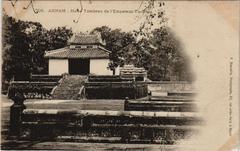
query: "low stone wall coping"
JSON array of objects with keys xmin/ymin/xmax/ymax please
[
  {"xmin": 23, "ymin": 109, "xmax": 201, "ymax": 118},
  {"xmin": 147, "ymin": 81, "xmax": 192, "ymax": 84}
]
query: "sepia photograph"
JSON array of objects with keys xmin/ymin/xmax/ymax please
[{"xmin": 1, "ymin": 1, "xmax": 239, "ymax": 151}]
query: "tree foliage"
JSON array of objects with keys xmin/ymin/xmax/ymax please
[
  {"xmin": 2, "ymin": 14, "xmax": 73, "ymax": 81},
  {"xmin": 91, "ymin": 25, "xmax": 194, "ymax": 81},
  {"xmin": 148, "ymin": 27, "xmax": 193, "ymax": 81},
  {"xmin": 132, "ymin": 1, "xmax": 194, "ymax": 81},
  {"xmin": 3, "ymin": 15, "xmax": 32, "ymax": 81},
  {"xmin": 91, "ymin": 26, "xmax": 135, "ymax": 74}
]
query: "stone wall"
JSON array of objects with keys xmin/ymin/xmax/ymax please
[
  {"xmin": 20, "ymin": 109, "xmax": 201, "ymax": 143},
  {"xmin": 148, "ymin": 81, "xmax": 194, "ymax": 92},
  {"xmin": 85, "ymin": 81, "xmax": 148, "ymax": 99}
]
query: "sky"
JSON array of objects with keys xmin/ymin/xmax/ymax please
[
  {"xmin": 3, "ymin": 1, "xmax": 239, "ymax": 33},
  {"xmin": 3, "ymin": 1, "xmax": 147, "ymax": 32},
  {"xmin": 2, "ymin": 1, "xmax": 240, "ymax": 150}
]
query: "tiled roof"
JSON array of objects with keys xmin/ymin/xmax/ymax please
[
  {"xmin": 68, "ymin": 33, "xmax": 105, "ymax": 45},
  {"xmin": 44, "ymin": 47, "xmax": 109, "ymax": 59}
]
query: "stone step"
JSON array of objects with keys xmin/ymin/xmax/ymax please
[{"xmin": 52, "ymin": 75, "xmax": 87, "ymax": 100}]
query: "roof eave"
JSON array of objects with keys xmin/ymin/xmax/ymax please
[{"xmin": 46, "ymin": 56, "xmax": 109, "ymax": 59}]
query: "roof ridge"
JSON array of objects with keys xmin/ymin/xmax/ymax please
[
  {"xmin": 68, "ymin": 33, "xmax": 104, "ymax": 45},
  {"xmin": 45, "ymin": 47, "xmax": 109, "ymax": 59},
  {"xmin": 66, "ymin": 46, "xmax": 110, "ymax": 54},
  {"xmin": 45, "ymin": 47, "xmax": 69, "ymax": 55},
  {"xmin": 98, "ymin": 45, "xmax": 111, "ymax": 53}
]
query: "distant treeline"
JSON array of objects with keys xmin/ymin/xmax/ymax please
[{"xmin": 2, "ymin": 14, "xmax": 194, "ymax": 82}]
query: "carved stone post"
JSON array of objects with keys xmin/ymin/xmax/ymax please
[
  {"xmin": 10, "ymin": 92, "xmax": 26, "ymax": 136},
  {"xmin": 124, "ymin": 97, "xmax": 129, "ymax": 111},
  {"xmin": 148, "ymin": 91, "xmax": 152, "ymax": 101}
]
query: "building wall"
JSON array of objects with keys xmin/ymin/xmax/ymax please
[
  {"xmin": 49, "ymin": 59, "xmax": 68, "ymax": 75},
  {"xmin": 48, "ymin": 58, "xmax": 114, "ymax": 75},
  {"xmin": 90, "ymin": 59, "xmax": 112, "ymax": 75}
]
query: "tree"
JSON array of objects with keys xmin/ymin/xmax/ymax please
[
  {"xmin": 147, "ymin": 27, "xmax": 193, "ymax": 81},
  {"xmin": 28, "ymin": 25, "xmax": 72, "ymax": 74},
  {"xmin": 132, "ymin": 38, "xmax": 153, "ymax": 70},
  {"xmin": 91, "ymin": 26, "xmax": 135, "ymax": 74},
  {"xmin": 131, "ymin": 1, "xmax": 194, "ymax": 81},
  {"xmin": 2, "ymin": 14, "xmax": 73, "ymax": 82},
  {"xmin": 133, "ymin": 1, "xmax": 167, "ymax": 39},
  {"xmin": 2, "ymin": 15, "xmax": 32, "ymax": 81}
]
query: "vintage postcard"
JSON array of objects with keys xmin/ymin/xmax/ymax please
[{"xmin": 1, "ymin": 1, "xmax": 239, "ymax": 151}]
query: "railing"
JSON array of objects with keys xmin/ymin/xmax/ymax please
[
  {"xmin": 9, "ymin": 93, "xmax": 202, "ymax": 144},
  {"xmin": 30, "ymin": 74, "xmax": 62, "ymax": 82},
  {"xmin": 167, "ymin": 91, "xmax": 196, "ymax": 96},
  {"xmin": 124, "ymin": 100, "xmax": 197, "ymax": 112},
  {"xmin": 144, "ymin": 95, "xmax": 194, "ymax": 102},
  {"xmin": 31, "ymin": 74, "xmax": 62, "ymax": 79},
  {"xmin": 85, "ymin": 81, "xmax": 148, "ymax": 99},
  {"xmin": 124, "ymin": 91, "xmax": 197, "ymax": 112},
  {"xmin": 7, "ymin": 75, "xmax": 63, "ymax": 99},
  {"xmin": 8, "ymin": 81, "xmax": 58, "ymax": 99},
  {"xmin": 147, "ymin": 81, "xmax": 194, "ymax": 92},
  {"xmin": 88, "ymin": 75, "xmax": 133, "ymax": 82},
  {"xmin": 85, "ymin": 75, "xmax": 148, "ymax": 99},
  {"xmin": 20, "ymin": 109, "xmax": 202, "ymax": 143}
]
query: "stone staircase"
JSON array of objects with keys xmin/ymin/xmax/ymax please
[{"xmin": 52, "ymin": 75, "xmax": 87, "ymax": 100}]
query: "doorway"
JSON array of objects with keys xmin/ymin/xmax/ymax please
[{"xmin": 69, "ymin": 59, "xmax": 90, "ymax": 75}]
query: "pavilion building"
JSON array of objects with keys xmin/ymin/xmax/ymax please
[{"xmin": 44, "ymin": 33, "xmax": 113, "ymax": 75}]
